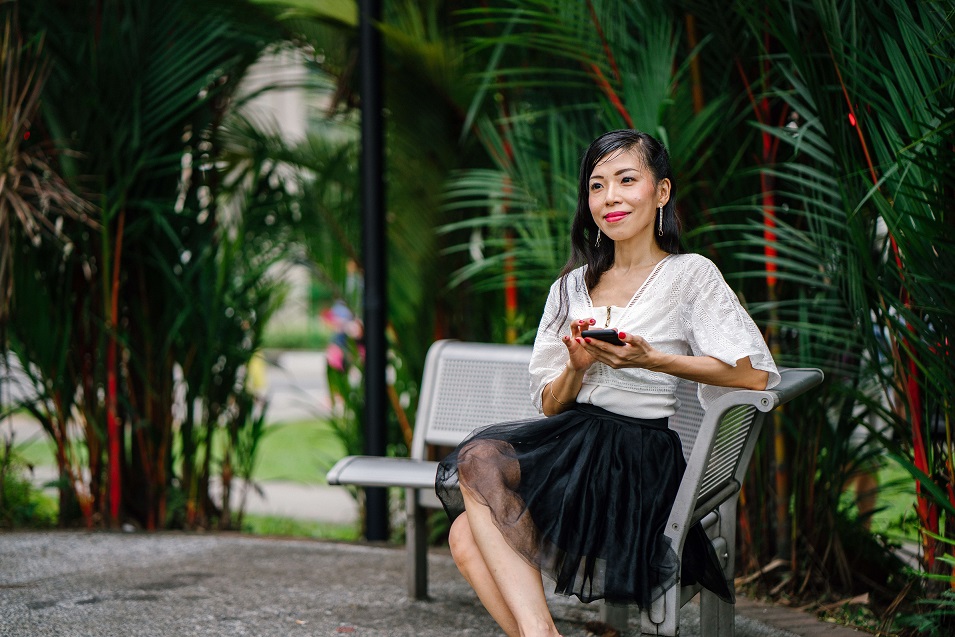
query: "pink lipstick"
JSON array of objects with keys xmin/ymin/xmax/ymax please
[{"xmin": 604, "ymin": 211, "xmax": 629, "ymax": 223}]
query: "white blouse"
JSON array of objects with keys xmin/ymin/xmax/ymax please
[{"xmin": 529, "ymin": 253, "xmax": 781, "ymax": 418}]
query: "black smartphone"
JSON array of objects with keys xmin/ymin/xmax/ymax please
[{"xmin": 580, "ymin": 328, "xmax": 624, "ymax": 346}]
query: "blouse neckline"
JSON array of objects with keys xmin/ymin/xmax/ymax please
[{"xmin": 585, "ymin": 254, "xmax": 673, "ymax": 316}]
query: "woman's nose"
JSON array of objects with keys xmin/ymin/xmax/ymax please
[{"xmin": 604, "ymin": 184, "xmax": 621, "ymax": 204}]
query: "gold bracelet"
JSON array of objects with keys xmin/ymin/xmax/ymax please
[{"xmin": 549, "ymin": 383, "xmax": 568, "ymax": 406}]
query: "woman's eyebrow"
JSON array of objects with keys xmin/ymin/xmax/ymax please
[{"xmin": 590, "ymin": 167, "xmax": 638, "ymax": 181}]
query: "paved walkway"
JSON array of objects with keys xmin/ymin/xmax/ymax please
[{"xmin": 0, "ymin": 531, "xmax": 865, "ymax": 637}]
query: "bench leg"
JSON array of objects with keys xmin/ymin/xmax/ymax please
[
  {"xmin": 700, "ymin": 587, "xmax": 734, "ymax": 637},
  {"xmin": 639, "ymin": 583, "xmax": 679, "ymax": 636},
  {"xmin": 406, "ymin": 488, "xmax": 428, "ymax": 599},
  {"xmin": 699, "ymin": 498, "xmax": 737, "ymax": 637}
]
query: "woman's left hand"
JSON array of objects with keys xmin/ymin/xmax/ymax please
[{"xmin": 581, "ymin": 331, "xmax": 665, "ymax": 371}]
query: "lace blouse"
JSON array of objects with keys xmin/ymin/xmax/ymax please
[{"xmin": 529, "ymin": 253, "xmax": 780, "ymax": 418}]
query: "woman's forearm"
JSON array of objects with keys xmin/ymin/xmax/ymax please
[
  {"xmin": 541, "ymin": 364, "xmax": 587, "ymax": 415},
  {"xmin": 648, "ymin": 352, "xmax": 769, "ymax": 390}
]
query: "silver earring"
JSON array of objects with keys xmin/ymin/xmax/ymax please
[
  {"xmin": 657, "ymin": 205, "xmax": 664, "ymax": 237},
  {"xmin": 595, "ymin": 228, "xmax": 602, "ymax": 247}
]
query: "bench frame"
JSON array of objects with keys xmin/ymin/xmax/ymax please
[{"xmin": 327, "ymin": 339, "xmax": 823, "ymax": 636}]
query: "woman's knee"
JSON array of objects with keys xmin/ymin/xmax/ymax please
[
  {"xmin": 448, "ymin": 513, "xmax": 478, "ymax": 565},
  {"xmin": 457, "ymin": 439, "xmax": 519, "ymax": 490}
]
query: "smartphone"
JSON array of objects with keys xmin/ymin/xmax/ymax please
[{"xmin": 580, "ymin": 328, "xmax": 624, "ymax": 346}]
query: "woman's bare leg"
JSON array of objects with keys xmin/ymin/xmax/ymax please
[
  {"xmin": 449, "ymin": 513, "xmax": 520, "ymax": 636},
  {"xmin": 450, "ymin": 486, "xmax": 561, "ymax": 637}
]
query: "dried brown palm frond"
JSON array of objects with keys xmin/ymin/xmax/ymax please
[{"xmin": 0, "ymin": 9, "xmax": 96, "ymax": 326}]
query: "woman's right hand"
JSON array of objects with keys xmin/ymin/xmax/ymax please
[
  {"xmin": 543, "ymin": 318, "xmax": 595, "ymax": 415},
  {"xmin": 563, "ymin": 318, "xmax": 597, "ymax": 372}
]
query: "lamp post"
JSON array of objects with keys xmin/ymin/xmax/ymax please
[{"xmin": 359, "ymin": 0, "xmax": 388, "ymax": 542}]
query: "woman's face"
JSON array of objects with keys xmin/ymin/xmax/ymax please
[{"xmin": 588, "ymin": 148, "xmax": 669, "ymax": 246}]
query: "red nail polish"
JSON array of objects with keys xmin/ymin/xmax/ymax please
[
  {"xmin": 618, "ymin": 332, "xmax": 626, "ymax": 338},
  {"xmin": 584, "ymin": 338, "xmax": 591, "ymax": 344},
  {"xmin": 589, "ymin": 319, "xmax": 596, "ymax": 324}
]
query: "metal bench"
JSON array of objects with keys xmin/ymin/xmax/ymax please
[{"xmin": 326, "ymin": 339, "xmax": 823, "ymax": 636}]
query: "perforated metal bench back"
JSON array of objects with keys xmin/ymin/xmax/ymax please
[
  {"xmin": 671, "ymin": 380, "xmax": 758, "ymax": 503},
  {"xmin": 671, "ymin": 381, "xmax": 706, "ymax": 459},
  {"xmin": 696, "ymin": 404, "xmax": 757, "ymax": 502},
  {"xmin": 420, "ymin": 342, "xmax": 541, "ymax": 448}
]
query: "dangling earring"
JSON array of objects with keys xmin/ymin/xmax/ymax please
[
  {"xmin": 595, "ymin": 228, "xmax": 602, "ymax": 247},
  {"xmin": 657, "ymin": 205, "xmax": 664, "ymax": 237}
]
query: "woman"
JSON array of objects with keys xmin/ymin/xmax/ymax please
[{"xmin": 436, "ymin": 130, "xmax": 780, "ymax": 637}]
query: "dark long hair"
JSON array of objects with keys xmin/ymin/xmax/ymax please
[{"xmin": 549, "ymin": 130, "xmax": 683, "ymax": 329}]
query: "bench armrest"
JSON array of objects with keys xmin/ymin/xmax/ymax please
[
  {"xmin": 326, "ymin": 456, "xmax": 440, "ymax": 490},
  {"xmin": 766, "ymin": 367, "xmax": 825, "ymax": 407},
  {"xmin": 667, "ymin": 366, "xmax": 824, "ymax": 548}
]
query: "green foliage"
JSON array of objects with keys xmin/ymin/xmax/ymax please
[
  {"xmin": 894, "ymin": 590, "xmax": 955, "ymax": 637},
  {"xmin": 716, "ymin": 0, "xmax": 954, "ymax": 615},
  {"xmin": 442, "ymin": 0, "xmax": 730, "ymax": 317},
  {"xmin": 0, "ymin": 438, "xmax": 56, "ymax": 529},
  {"xmin": 683, "ymin": 0, "xmax": 954, "ymax": 628},
  {"xmin": 252, "ymin": 419, "xmax": 346, "ymax": 483},
  {"xmin": 241, "ymin": 514, "xmax": 359, "ymax": 541},
  {"xmin": 2, "ymin": 0, "xmax": 306, "ymax": 530},
  {"xmin": 261, "ymin": 327, "xmax": 331, "ymax": 351}
]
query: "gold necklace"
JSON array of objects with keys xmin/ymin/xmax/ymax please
[{"xmin": 605, "ymin": 306, "xmax": 612, "ymax": 327}]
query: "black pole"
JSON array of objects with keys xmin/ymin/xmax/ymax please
[{"xmin": 359, "ymin": 0, "xmax": 389, "ymax": 542}]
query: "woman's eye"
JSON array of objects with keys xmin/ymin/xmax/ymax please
[
  {"xmin": 590, "ymin": 183, "xmax": 602, "ymax": 191},
  {"xmin": 621, "ymin": 176, "xmax": 634, "ymax": 184}
]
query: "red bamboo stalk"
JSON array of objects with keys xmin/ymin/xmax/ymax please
[
  {"xmin": 586, "ymin": 0, "xmax": 622, "ymax": 83},
  {"xmin": 684, "ymin": 14, "xmax": 704, "ymax": 114},
  {"xmin": 588, "ymin": 63, "xmax": 633, "ymax": 128},
  {"xmin": 106, "ymin": 208, "xmax": 125, "ymax": 526}
]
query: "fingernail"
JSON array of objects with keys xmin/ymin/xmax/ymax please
[
  {"xmin": 589, "ymin": 319, "xmax": 596, "ymax": 324},
  {"xmin": 575, "ymin": 337, "xmax": 581, "ymax": 343},
  {"xmin": 618, "ymin": 332, "xmax": 626, "ymax": 338},
  {"xmin": 584, "ymin": 338, "xmax": 591, "ymax": 344}
]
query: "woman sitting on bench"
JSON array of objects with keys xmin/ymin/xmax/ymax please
[{"xmin": 436, "ymin": 129, "xmax": 779, "ymax": 637}]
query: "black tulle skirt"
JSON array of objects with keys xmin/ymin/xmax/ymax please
[{"xmin": 435, "ymin": 404, "xmax": 733, "ymax": 607}]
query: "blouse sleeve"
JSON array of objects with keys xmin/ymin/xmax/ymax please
[
  {"xmin": 682, "ymin": 259, "xmax": 781, "ymax": 409},
  {"xmin": 528, "ymin": 278, "xmax": 571, "ymax": 413}
]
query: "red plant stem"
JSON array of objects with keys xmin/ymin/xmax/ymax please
[
  {"xmin": 498, "ymin": 103, "xmax": 517, "ymax": 344},
  {"xmin": 586, "ymin": 0, "xmax": 621, "ymax": 83},
  {"xmin": 735, "ymin": 58, "xmax": 759, "ymax": 118},
  {"xmin": 761, "ymin": 109, "xmax": 777, "ymax": 287},
  {"xmin": 828, "ymin": 49, "xmax": 878, "ymax": 186},
  {"xmin": 503, "ymin": 176, "xmax": 518, "ymax": 344},
  {"xmin": 107, "ymin": 208, "xmax": 125, "ymax": 526},
  {"xmin": 684, "ymin": 14, "xmax": 704, "ymax": 114},
  {"xmin": 588, "ymin": 63, "xmax": 633, "ymax": 128}
]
